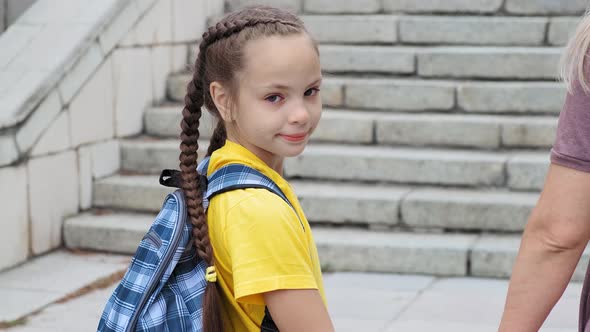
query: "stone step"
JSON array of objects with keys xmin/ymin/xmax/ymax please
[
  {"xmin": 471, "ymin": 234, "xmax": 590, "ymax": 282},
  {"xmin": 93, "ymin": 174, "xmax": 174, "ymax": 212},
  {"xmin": 286, "ymin": 145, "xmax": 549, "ymax": 190},
  {"xmin": 167, "ymin": 74, "xmax": 566, "ymax": 115},
  {"xmin": 320, "ymin": 46, "xmax": 561, "ymax": 79},
  {"xmin": 507, "ymin": 153, "xmax": 552, "ymax": 190},
  {"xmin": 400, "ymin": 16, "xmax": 552, "ymax": 46},
  {"xmin": 302, "ymin": 15, "xmax": 399, "ymax": 45},
  {"xmin": 146, "ymin": 106, "xmax": 557, "ymax": 149},
  {"xmin": 175, "ymin": 45, "xmax": 563, "ymax": 80},
  {"xmin": 376, "ymin": 113, "xmax": 557, "ymax": 149},
  {"xmin": 0, "ymin": 249, "xmax": 129, "ymax": 323},
  {"xmin": 295, "ymin": 182, "xmax": 539, "ymax": 232},
  {"xmin": 320, "ymin": 46, "xmax": 415, "ymax": 74},
  {"xmin": 301, "ymin": 15, "xmax": 578, "ymax": 46},
  {"xmin": 549, "ymin": 17, "xmax": 581, "ymax": 46},
  {"xmin": 64, "ymin": 212, "xmax": 475, "ymax": 276},
  {"xmin": 62, "ymin": 212, "xmax": 590, "ymax": 281},
  {"xmin": 119, "ymin": 138, "xmax": 208, "ymax": 174},
  {"xmin": 303, "ymin": 0, "xmax": 586, "ymax": 15},
  {"xmin": 145, "ymin": 105, "xmax": 215, "ymax": 139},
  {"xmin": 120, "ymin": 139, "xmax": 550, "ymax": 190},
  {"xmin": 145, "ymin": 107, "xmax": 375, "ymax": 144},
  {"xmin": 303, "ymin": 15, "xmax": 554, "ymax": 46},
  {"xmin": 93, "ymin": 175, "xmax": 539, "ymax": 232},
  {"xmin": 64, "ymin": 212, "xmax": 156, "ymax": 255},
  {"xmin": 325, "ymin": 77, "xmax": 566, "ymax": 114},
  {"xmin": 316, "ymin": 228, "xmax": 590, "ymax": 281},
  {"xmin": 415, "ymin": 47, "xmax": 561, "ymax": 80}
]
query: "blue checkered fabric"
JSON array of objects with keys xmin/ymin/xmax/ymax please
[
  {"xmin": 199, "ymin": 157, "xmax": 291, "ymax": 210},
  {"xmin": 97, "ymin": 157, "xmax": 291, "ymax": 332}
]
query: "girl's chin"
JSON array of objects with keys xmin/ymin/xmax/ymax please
[{"xmin": 280, "ymin": 145, "xmax": 308, "ymax": 158}]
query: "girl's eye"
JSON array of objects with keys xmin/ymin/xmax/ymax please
[
  {"xmin": 305, "ymin": 88, "xmax": 320, "ymax": 97},
  {"xmin": 265, "ymin": 95, "xmax": 283, "ymax": 103}
]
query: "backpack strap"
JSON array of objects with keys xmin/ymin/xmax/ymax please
[
  {"xmin": 198, "ymin": 157, "xmax": 304, "ymax": 231},
  {"xmin": 159, "ymin": 157, "xmax": 303, "ymax": 230},
  {"xmin": 198, "ymin": 158, "xmax": 287, "ymax": 206}
]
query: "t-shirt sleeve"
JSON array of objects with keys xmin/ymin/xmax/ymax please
[
  {"xmin": 224, "ymin": 189, "xmax": 317, "ymax": 305},
  {"xmin": 551, "ymin": 80, "xmax": 590, "ymax": 173}
]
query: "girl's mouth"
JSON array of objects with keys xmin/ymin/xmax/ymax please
[{"xmin": 279, "ymin": 133, "xmax": 307, "ymax": 142}]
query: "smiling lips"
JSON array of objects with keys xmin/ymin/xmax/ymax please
[{"xmin": 279, "ymin": 133, "xmax": 308, "ymax": 142}]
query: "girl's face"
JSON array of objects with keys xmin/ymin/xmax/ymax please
[{"xmin": 225, "ymin": 33, "xmax": 322, "ymax": 170}]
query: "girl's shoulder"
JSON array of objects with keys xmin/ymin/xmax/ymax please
[{"xmin": 212, "ymin": 187, "xmax": 293, "ymax": 218}]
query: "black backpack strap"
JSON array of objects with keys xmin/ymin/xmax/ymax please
[
  {"xmin": 159, "ymin": 157, "xmax": 211, "ymax": 189},
  {"xmin": 261, "ymin": 307, "xmax": 279, "ymax": 332},
  {"xmin": 159, "ymin": 169, "xmax": 182, "ymax": 188},
  {"xmin": 159, "ymin": 169, "xmax": 208, "ymax": 192}
]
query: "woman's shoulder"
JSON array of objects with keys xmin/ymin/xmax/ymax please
[{"xmin": 551, "ymin": 86, "xmax": 590, "ymax": 172}]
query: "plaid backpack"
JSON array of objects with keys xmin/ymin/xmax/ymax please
[{"xmin": 97, "ymin": 157, "xmax": 292, "ymax": 332}]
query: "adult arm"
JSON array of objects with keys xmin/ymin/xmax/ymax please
[{"xmin": 499, "ymin": 163, "xmax": 590, "ymax": 331}]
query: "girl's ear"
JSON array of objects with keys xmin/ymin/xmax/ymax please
[{"xmin": 210, "ymin": 81, "xmax": 232, "ymax": 122}]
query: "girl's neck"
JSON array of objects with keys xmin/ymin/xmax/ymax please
[{"xmin": 226, "ymin": 137, "xmax": 285, "ymax": 176}]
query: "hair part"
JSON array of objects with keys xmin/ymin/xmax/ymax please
[
  {"xmin": 178, "ymin": 6, "xmax": 312, "ymax": 332},
  {"xmin": 561, "ymin": 8, "xmax": 590, "ymax": 93}
]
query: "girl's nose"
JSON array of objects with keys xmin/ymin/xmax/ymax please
[{"xmin": 289, "ymin": 101, "xmax": 310, "ymax": 124}]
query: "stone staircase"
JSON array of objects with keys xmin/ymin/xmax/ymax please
[{"xmin": 64, "ymin": 1, "xmax": 590, "ymax": 280}]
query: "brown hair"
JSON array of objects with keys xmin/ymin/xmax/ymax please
[{"xmin": 178, "ymin": 6, "xmax": 311, "ymax": 332}]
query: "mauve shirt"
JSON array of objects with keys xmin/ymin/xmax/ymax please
[
  {"xmin": 551, "ymin": 79, "xmax": 590, "ymax": 172},
  {"xmin": 557, "ymin": 80, "xmax": 590, "ymax": 332}
]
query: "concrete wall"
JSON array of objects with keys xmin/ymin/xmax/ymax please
[{"xmin": 0, "ymin": 0, "xmax": 224, "ymax": 271}]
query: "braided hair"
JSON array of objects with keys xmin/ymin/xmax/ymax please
[{"xmin": 178, "ymin": 6, "xmax": 309, "ymax": 332}]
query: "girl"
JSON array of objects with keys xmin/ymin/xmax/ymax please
[
  {"xmin": 499, "ymin": 10, "xmax": 590, "ymax": 332},
  {"xmin": 177, "ymin": 6, "xmax": 334, "ymax": 332}
]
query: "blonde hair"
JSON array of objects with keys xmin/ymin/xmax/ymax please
[{"xmin": 561, "ymin": 9, "xmax": 590, "ymax": 93}]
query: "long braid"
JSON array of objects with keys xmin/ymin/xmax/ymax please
[
  {"xmin": 179, "ymin": 41, "xmax": 224, "ymax": 332},
  {"xmin": 178, "ymin": 17, "xmax": 270, "ymax": 332},
  {"xmin": 207, "ymin": 122, "xmax": 227, "ymax": 156},
  {"xmin": 179, "ymin": 7, "xmax": 308, "ymax": 332}
]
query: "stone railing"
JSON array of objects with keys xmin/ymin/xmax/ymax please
[
  {"xmin": 0, "ymin": 0, "xmax": 224, "ymax": 271},
  {"xmin": 0, "ymin": 0, "xmax": 36, "ymax": 33}
]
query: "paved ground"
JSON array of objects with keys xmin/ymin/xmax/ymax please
[{"xmin": 0, "ymin": 271, "xmax": 581, "ymax": 331}]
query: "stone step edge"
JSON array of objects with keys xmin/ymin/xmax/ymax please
[
  {"xmin": 94, "ymin": 175, "xmax": 541, "ymax": 207},
  {"xmin": 121, "ymin": 136, "xmax": 550, "ymax": 156},
  {"xmin": 144, "ymin": 106, "xmax": 557, "ymax": 149},
  {"xmin": 166, "ymin": 73, "xmax": 565, "ymax": 115},
  {"xmin": 147, "ymin": 105, "xmax": 560, "ymax": 122},
  {"xmin": 316, "ymin": 45, "xmax": 564, "ymax": 51},
  {"xmin": 118, "ymin": 139, "xmax": 549, "ymax": 190},
  {"xmin": 149, "ymin": 104, "xmax": 559, "ymax": 117},
  {"xmin": 64, "ymin": 212, "xmax": 587, "ymax": 280},
  {"xmin": 169, "ymin": 72, "xmax": 566, "ymax": 85}
]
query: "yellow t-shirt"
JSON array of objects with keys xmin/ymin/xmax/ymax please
[{"xmin": 206, "ymin": 140, "xmax": 326, "ymax": 331}]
